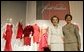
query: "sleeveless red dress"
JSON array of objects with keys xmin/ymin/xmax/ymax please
[
  {"xmin": 3, "ymin": 24, "xmax": 13, "ymax": 51},
  {"xmin": 16, "ymin": 22, "xmax": 23, "ymax": 39}
]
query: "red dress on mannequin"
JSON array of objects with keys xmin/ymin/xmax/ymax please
[
  {"xmin": 23, "ymin": 25, "xmax": 34, "ymax": 46},
  {"xmin": 3, "ymin": 24, "xmax": 13, "ymax": 51},
  {"xmin": 38, "ymin": 28, "xmax": 48, "ymax": 51},
  {"xmin": 16, "ymin": 22, "xmax": 23, "ymax": 39},
  {"xmin": 32, "ymin": 24, "xmax": 40, "ymax": 43},
  {"xmin": 38, "ymin": 33, "xmax": 48, "ymax": 51}
]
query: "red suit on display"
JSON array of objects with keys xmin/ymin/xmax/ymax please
[
  {"xmin": 16, "ymin": 22, "xmax": 23, "ymax": 39},
  {"xmin": 23, "ymin": 25, "xmax": 34, "ymax": 46},
  {"xmin": 32, "ymin": 24, "xmax": 40, "ymax": 43},
  {"xmin": 3, "ymin": 24, "xmax": 13, "ymax": 51}
]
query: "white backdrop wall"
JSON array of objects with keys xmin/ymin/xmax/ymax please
[{"xmin": 69, "ymin": 1, "xmax": 83, "ymax": 51}]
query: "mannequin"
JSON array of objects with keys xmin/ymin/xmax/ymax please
[
  {"xmin": 3, "ymin": 18, "xmax": 13, "ymax": 51},
  {"xmin": 13, "ymin": 19, "xmax": 23, "ymax": 50},
  {"xmin": 38, "ymin": 24, "xmax": 48, "ymax": 51},
  {"xmin": 23, "ymin": 24, "xmax": 34, "ymax": 46}
]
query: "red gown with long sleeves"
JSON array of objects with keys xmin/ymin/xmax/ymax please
[
  {"xmin": 16, "ymin": 22, "xmax": 23, "ymax": 39},
  {"xmin": 23, "ymin": 25, "xmax": 34, "ymax": 46},
  {"xmin": 3, "ymin": 24, "xmax": 13, "ymax": 51},
  {"xmin": 32, "ymin": 24, "xmax": 40, "ymax": 43}
]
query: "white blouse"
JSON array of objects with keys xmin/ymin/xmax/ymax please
[{"xmin": 48, "ymin": 24, "xmax": 63, "ymax": 45}]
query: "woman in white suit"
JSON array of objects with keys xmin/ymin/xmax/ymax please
[{"xmin": 48, "ymin": 16, "xmax": 64, "ymax": 51}]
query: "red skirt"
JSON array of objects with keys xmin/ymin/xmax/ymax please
[
  {"xmin": 4, "ymin": 40, "xmax": 12, "ymax": 51},
  {"xmin": 24, "ymin": 37, "xmax": 31, "ymax": 46}
]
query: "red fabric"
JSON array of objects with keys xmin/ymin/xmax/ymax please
[
  {"xmin": 16, "ymin": 22, "xmax": 23, "ymax": 39},
  {"xmin": 3, "ymin": 32, "xmax": 6, "ymax": 40},
  {"xmin": 3, "ymin": 24, "xmax": 13, "ymax": 51},
  {"xmin": 38, "ymin": 33, "xmax": 48, "ymax": 51},
  {"xmin": 23, "ymin": 25, "xmax": 34, "ymax": 45},
  {"xmin": 23, "ymin": 25, "xmax": 34, "ymax": 37},
  {"xmin": 42, "ymin": 1, "xmax": 70, "ymax": 20},
  {"xmin": 33, "ymin": 24, "xmax": 40, "ymax": 43},
  {"xmin": 24, "ymin": 37, "xmax": 31, "ymax": 45}
]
